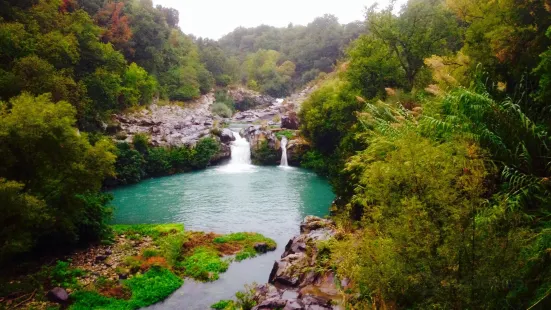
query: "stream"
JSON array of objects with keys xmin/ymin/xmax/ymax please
[{"xmin": 110, "ymin": 131, "xmax": 335, "ymax": 309}]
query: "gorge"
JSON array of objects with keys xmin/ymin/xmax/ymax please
[{"xmin": 110, "ymin": 130, "xmax": 334, "ymax": 309}]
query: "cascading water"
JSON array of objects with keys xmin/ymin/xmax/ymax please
[
  {"xmin": 218, "ymin": 130, "xmax": 255, "ymax": 173},
  {"xmin": 229, "ymin": 131, "xmax": 251, "ymax": 165},
  {"xmin": 280, "ymin": 136, "xmax": 289, "ymax": 167}
]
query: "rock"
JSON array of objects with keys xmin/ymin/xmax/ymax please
[
  {"xmin": 95, "ymin": 255, "xmax": 108, "ymax": 262},
  {"xmin": 254, "ymin": 242, "xmax": 275, "ymax": 253},
  {"xmin": 220, "ymin": 128, "xmax": 236, "ymax": 143},
  {"xmin": 300, "ymin": 216, "xmax": 334, "ymax": 234},
  {"xmin": 241, "ymin": 125, "xmax": 282, "ymax": 165},
  {"xmin": 281, "ymin": 112, "xmax": 299, "ymax": 130},
  {"xmin": 255, "ymin": 216, "xmax": 342, "ymax": 309},
  {"xmin": 255, "ymin": 298, "xmax": 287, "ymax": 309},
  {"xmin": 119, "ymin": 273, "xmax": 128, "ymax": 280},
  {"xmin": 105, "ymin": 249, "xmax": 112, "ymax": 255},
  {"xmin": 210, "ymin": 142, "xmax": 231, "ymax": 164},
  {"xmin": 46, "ymin": 287, "xmax": 68, "ymax": 304},
  {"xmin": 284, "ymin": 300, "xmax": 304, "ymax": 310}
]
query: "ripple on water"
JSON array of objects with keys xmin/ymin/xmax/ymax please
[{"xmin": 110, "ymin": 165, "xmax": 334, "ymax": 310}]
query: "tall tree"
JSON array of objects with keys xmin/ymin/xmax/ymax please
[{"xmin": 366, "ymin": 0, "xmax": 460, "ymax": 90}]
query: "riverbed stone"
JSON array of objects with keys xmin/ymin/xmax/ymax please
[{"xmin": 46, "ymin": 287, "xmax": 68, "ymax": 303}]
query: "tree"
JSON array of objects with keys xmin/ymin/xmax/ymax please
[
  {"xmin": 95, "ymin": 1, "xmax": 133, "ymax": 53},
  {"xmin": 0, "ymin": 93, "xmax": 115, "ymax": 260},
  {"xmin": 366, "ymin": 0, "xmax": 460, "ymax": 90}
]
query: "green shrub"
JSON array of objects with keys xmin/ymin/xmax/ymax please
[
  {"xmin": 251, "ymin": 141, "xmax": 279, "ymax": 165},
  {"xmin": 211, "ymin": 300, "xmax": 234, "ymax": 309},
  {"xmin": 192, "ymin": 137, "xmax": 220, "ymax": 169},
  {"xmin": 145, "ymin": 148, "xmax": 171, "ymax": 176},
  {"xmin": 212, "ymin": 102, "xmax": 233, "ymax": 118},
  {"xmin": 159, "ymin": 233, "xmax": 186, "ymax": 267},
  {"xmin": 114, "ymin": 143, "xmax": 145, "ymax": 185},
  {"xmin": 50, "ymin": 260, "xmax": 86, "ymax": 289},
  {"xmin": 142, "ymin": 248, "xmax": 160, "ymax": 259}
]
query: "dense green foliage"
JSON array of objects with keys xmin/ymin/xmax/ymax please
[
  {"xmin": 181, "ymin": 247, "xmax": 229, "ymax": 281},
  {"xmin": 111, "ymin": 135, "xmax": 220, "ymax": 186},
  {"xmin": 297, "ymin": 0, "xmax": 551, "ymax": 308},
  {"xmin": 0, "ymin": 93, "xmax": 115, "ymax": 262},
  {"xmin": 70, "ymin": 266, "xmax": 182, "ymax": 310},
  {"xmin": 218, "ymin": 15, "xmax": 363, "ymax": 96}
]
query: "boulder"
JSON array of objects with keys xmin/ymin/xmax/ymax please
[
  {"xmin": 240, "ymin": 126, "xmax": 282, "ymax": 165},
  {"xmin": 281, "ymin": 112, "xmax": 299, "ymax": 130},
  {"xmin": 254, "ymin": 242, "xmax": 275, "ymax": 253},
  {"xmin": 254, "ymin": 216, "xmax": 342, "ymax": 309},
  {"xmin": 220, "ymin": 128, "xmax": 236, "ymax": 143},
  {"xmin": 46, "ymin": 287, "xmax": 69, "ymax": 304}
]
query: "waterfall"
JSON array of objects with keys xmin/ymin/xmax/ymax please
[
  {"xmin": 218, "ymin": 130, "xmax": 255, "ymax": 173},
  {"xmin": 280, "ymin": 136, "xmax": 289, "ymax": 167},
  {"xmin": 229, "ymin": 131, "xmax": 252, "ymax": 165}
]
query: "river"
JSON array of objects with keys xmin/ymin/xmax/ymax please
[{"xmin": 110, "ymin": 131, "xmax": 335, "ymax": 309}]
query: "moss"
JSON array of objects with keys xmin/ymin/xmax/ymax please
[
  {"xmin": 70, "ymin": 267, "xmax": 182, "ymax": 310},
  {"xmin": 181, "ymin": 247, "xmax": 229, "ymax": 281},
  {"xmin": 275, "ymin": 130, "xmax": 296, "ymax": 140},
  {"xmin": 214, "ymin": 233, "xmax": 277, "ymax": 261},
  {"xmin": 211, "ymin": 299, "xmax": 235, "ymax": 309},
  {"xmin": 112, "ymin": 224, "xmax": 184, "ymax": 241}
]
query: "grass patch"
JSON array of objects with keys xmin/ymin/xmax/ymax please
[
  {"xmin": 181, "ymin": 247, "xmax": 229, "ymax": 281},
  {"xmin": 211, "ymin": 299, "xmax": 234, "ymax": 309},
  {"xmin": 112, "ymin": 224, "xmax": 184, "ymax": 241},
  {"xmin": 70, "ymin": 267, "xmax": 182, "ymax": 310},
  {"xmin": 213, "ymin": 233, "xmax": 277, "ymax": 262},
  {"xmin": 275, "ymin": 130, "xmax": 296, "ymax": 140}
]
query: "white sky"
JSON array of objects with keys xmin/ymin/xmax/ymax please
[{"xmin": 152, "ymin": 0, "xmax": 407, "ymax": 39}]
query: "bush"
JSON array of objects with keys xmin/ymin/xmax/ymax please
[
  {"xmin": 114, "ymin": 143, "xmax": 144, "ymax": 185},
  {"xmin": 212, "ymin": 102, "xmax": 233, "ymax": 118},
  {"xmin": 192, "ymin": 137, "xmax": 220, "ymax": 169},
  {"xmin": 50, "ymin": 260, "xmax": 86, "ymax": 289},
  {"xmin": 145, "ymin": 147, "xmax": 171, "ymax": 176}
]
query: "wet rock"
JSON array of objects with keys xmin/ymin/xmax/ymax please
[
  {"xmin": 46, "ymin": 287, "xmax": 68, "ymax": 304},
  {"xmin": 255, "ymin": 298, "xmax": 288, "ymax": 309},
  {"xmin": 219, "ymin": 128, "xmax": 236, "ymax": 143},
  {"xmin": 300, "ymin": 216, "xmax": 334, "ymax": 234},
  {"xmin": 255, "ymin": 216, "xmax": 342, "ymax": 309},
  {"xmin": 281, "ymin": 112, "xmax": 299, "ymax": 130},
  {"xmin": 254, "ymin": 242, "xmax": 276, "ymax": 253}
]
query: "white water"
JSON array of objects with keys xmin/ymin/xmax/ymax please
[
  {"xmin": 280, "ymin": 136, "xmax": 289, "ymax": 167},
  {"xmin": 217, "ymin": 131, "xmax": 256, "ymax": 173}
]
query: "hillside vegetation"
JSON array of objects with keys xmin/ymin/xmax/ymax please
[{"xmin": 297, "ymin": 0, "xmax": 551, "ymax": 308}]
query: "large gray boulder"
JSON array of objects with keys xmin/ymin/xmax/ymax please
[{"xmin": 219, "ymin": 128, "xmax": 236, "ymax": 143}]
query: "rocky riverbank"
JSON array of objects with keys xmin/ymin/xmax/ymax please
[
  {"xmin": 239, "ymin": 125, "xmax": 309, "ymax": 166},
  {"xmin": 251, "ymin": 216, "xmax": 344, "ymax": 310}
]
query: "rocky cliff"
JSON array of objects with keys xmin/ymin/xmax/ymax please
[{"xmin": 252, "ymin": 216, "xmax": 344, "ymax": 310}]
